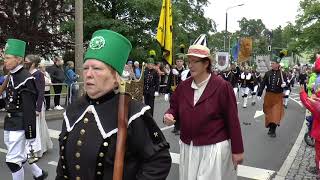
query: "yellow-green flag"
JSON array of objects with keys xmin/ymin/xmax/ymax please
[{"xmin": 156, "ymin": 0, "xmax": 173, "ymax": 65}]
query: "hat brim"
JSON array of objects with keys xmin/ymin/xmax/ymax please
[{"xmin": 186, "ymin": 53, "xmax": 213, "ymax": 61}]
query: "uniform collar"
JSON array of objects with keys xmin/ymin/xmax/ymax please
[
  {"xmin": 10, "ymin": 65, "xmax": 23, "ymax": 74},
  {"xmin": 85, "ymin": 91, "xmax": 116, "ymax": 105}
]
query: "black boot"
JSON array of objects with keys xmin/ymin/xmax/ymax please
[
  {"xmin": 269, "ymin": 123, "xmax": 277, "ymax": 138},
  {"xmin": 34, "ymin": 170, "xmax": 48, "ymax": 180}
]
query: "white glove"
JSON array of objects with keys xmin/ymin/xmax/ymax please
[
  {"xmin": 172, "ymin": 69, "xmax": 179, "ymax": 75},
  {"xmin": 164, "ymin": 94, "xmax": 169, "ymax": 101},
  {"xmin": 281, "ymin": 83, "xmax": 286, "ymax": 88},
  {"xmin": 154, "ymin": 91, "xmax": 159, "ymax": 97}
]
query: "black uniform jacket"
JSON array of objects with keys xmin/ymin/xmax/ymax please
[
  {"xmin": 4, "ymin": 66, "xmax": 37, "ymax": 139},
  {"xmin": 143, "ymin": 68, "xmax": 159, "ymax": 96},
  {"xmin": 56, "ymin": 91, "xmax": 171, "ymax": 180},
  {"xmin": 258, "ymin": 69, "xmax": 287, "ymax": 96}
]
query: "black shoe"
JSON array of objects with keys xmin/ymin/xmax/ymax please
[
  {"xmin": 175, "ymin": 130, "xmax": 180, "ymax": 135},
  {"xmin": 269, "ymin": 132, "xmax": 276, "ymax": 138},
  {"xmin": 267, "ymin": 128, "xmax": 272, "ymax": 135},
  {"xmin": 251, "ymin": 102, "xmax": 256, "ymax": 106},
  {"xmin": 34, "ymin": 170, "xmax": 48, "ymax": 180},
  {"xmin": 285, "ymin": 105, "xmax": 288, "ymax": 109}
]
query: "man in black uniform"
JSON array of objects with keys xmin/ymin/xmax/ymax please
[
  {"xmin": 257, "ymin": 54, "xmax": 287, "ymax": 137},
  {"xmin": 143, "ymin": 57, "xmax": 160, "ymax": 116},
  {"xmin": 55, "ymin": 30, "xmax": 171, "ymax": 180},
  {"xmin": 165, "ymin": 52, "xmax": 186, "ymax": 135},
  {"xmin": 250, "ymin": 66, "xmax": 262, "ymax": 105},
  {"xmin": 3, "ymin": 39, "xmax": 47, "ymax": 180}
]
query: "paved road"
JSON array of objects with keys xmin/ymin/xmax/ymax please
[{"xmin": 0, "ymin": 86, "xmax": 305, "ymax": 180}]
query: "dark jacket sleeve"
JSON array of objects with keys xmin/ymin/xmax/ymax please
[
  {"xmin": 221, "ymin": 81, "xmax": 244, "ymax": 154},
  {"xmin": 154, "ymin": 71, "xmax": 160, "ymax": 93},
  {"xmin": 56, "ymin": 121, "xmax": 67, "ymax": 180},
  {"xmin": 129, "ymin": 113, "xmax": 171, "ymax": 180},
  {"xmin": 257, "ymin": 72, "xmax": 268, "ymax": 97},
  {"xmin": 21, "ymin": 79, "xmax": 37, "ymax": 139},
  {"xmin": 34, "ymin": 72, "xmax": 45, "ymax": 112}
]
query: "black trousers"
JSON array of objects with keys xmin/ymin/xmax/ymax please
[
  {"xmin": 44, "ymin": 90, "xmax": 51, "ymax": 110},
  {"xmin": 53, "ymin": 85, "xmax": 62, "ymax": 106},
  {"xmin": 144, "ymin": 94, "xmax": 155, "ymax": 116}
]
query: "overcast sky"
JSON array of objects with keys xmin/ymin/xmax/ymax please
[{"xmin": 204, "ymin": 0, "xmax": 301, "ymax": 32}]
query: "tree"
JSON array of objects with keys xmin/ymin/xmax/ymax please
[
  {"xmin": 61, "ymin": 0, "xmax": 215, "ymax": 62},
  {"xmin": 0, "ymin": 0, "xmax": 73, "ymax": 57}
]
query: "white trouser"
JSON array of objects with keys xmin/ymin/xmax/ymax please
[
  {"xmin": 179, "ymin": 140, "xmax": 237, "ymax": 180},
  {"xmin": 4, "ymin": 130, "xmax": 27, "ymax": 166},
  {"xmin": 233, "ymin": 87, "xmax": 238, "ymax": 98},
  {"xmin": 240, "ymin": 87, "xmax": 250, "ymax": 97}
]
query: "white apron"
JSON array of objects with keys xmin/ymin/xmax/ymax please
[
  {"xmin": 179, "ymin": 140, "xmax": 237, "ymax": 180},
  {"xmin": 26, "ymin": 102, "xmax": 53, "ymax": 157}
]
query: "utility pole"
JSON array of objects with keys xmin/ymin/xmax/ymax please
[{"xmin": 75, "ymin": 0, "xmax": 84, "ymax": 81}]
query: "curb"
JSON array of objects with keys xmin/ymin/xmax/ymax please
[{"xmin": 274, "ymin": 112, "xmax": 308, "ymax": 180}]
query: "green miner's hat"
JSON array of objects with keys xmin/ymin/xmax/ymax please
[
  {"xmin": 271, "ymin": 54, "xmax": 281, "ymax": 63},
  {"xmin": 84, "ymin": 29, "xmax": 132, "ymax": 74},
  {"xmin": 175, "ymin": 53, "xmax": 186, "ymax": 61},
  {"xmin": 146, "ymin": 57, "xmax": 154, "ymax": 64},
  {"xmin": 4, "ymin": 39, "xmax": 26, "ymax": 57}
]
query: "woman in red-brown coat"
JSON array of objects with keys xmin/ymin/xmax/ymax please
[{"xmin": 163, "ymin": 34, "xmax": 244, "ymax": 180}]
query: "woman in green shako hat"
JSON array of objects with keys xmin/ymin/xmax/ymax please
[
  {"xmin": 55, "ymin": 30, "xmax": 171, "ymax": 180},
  {"xmin": 3, "ymin": 39, "xmax": 48, "ymax": 180}
]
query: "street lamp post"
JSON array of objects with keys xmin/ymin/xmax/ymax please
[{"xmin": 224, "ymin": 4, "xmax": 244, "ymax": 52}]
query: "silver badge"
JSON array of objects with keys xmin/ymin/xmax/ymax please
[
  {"xmin": 9, "ymin": 98, "xmax": 13, "ymax": 102},
  {"xmin": 89, "ymin": 36, "xmax": 106, "ymax": 50}
]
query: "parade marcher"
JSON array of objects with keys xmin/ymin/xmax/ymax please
[
  {"xmin": 166, "ymin": 48, "xmax": 186, "ymax": 135},
  {"xmin": 3, "ymin": 39, "xmax": 47, "ymax": 180},
  {"xmin": 24, "ymin": 55, "xmax": 53, "ymax": 157},
  {"xmin": 163, "ymin": 34, "xmax": 244, "ymax": 180},
  {"xmin": 46, "ymin": 57, "xmax": 65, "ymax": 110},
  {"xmin": 257, "ymin": 53, "xmax": 287, "ymax": 138},
  {"xmin": 143, "ymin": 57, "xmax": 159, "ymax": 116},
  {"xmin": 250, "ymin": 66, "xmax": 261, "ymax": 106},
  {"xmin": 55, "ymin": 29, "xmax": 171, "ymax": 180},
  {"xmin": 239, "ymin": 66, "xmax": 253, "ymax": 108},
  {"xmin": 299, "ymin": 69, "xmax": 308, "ymax": 92},
  {"xmin": 282, "ymin": 68, "xmax": 292, "ymax": 108}
]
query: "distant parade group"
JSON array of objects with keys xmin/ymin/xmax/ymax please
[{"xmin": 1, "ymin": 31, "xmax": 320, "ymax": 180}]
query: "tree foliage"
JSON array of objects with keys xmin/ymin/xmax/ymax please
[{"xmin": 0, "ymin": 0, "xmax": 73, "ymax": 57}]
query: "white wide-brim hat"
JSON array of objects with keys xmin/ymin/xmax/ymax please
[{"xmin": 186, "ymin": 44, "xmax": 211, "ymax": 59}]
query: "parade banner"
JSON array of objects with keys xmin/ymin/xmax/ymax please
[
  {"xmin": 255, "ymin": 55, "xmax": 270, "ymax": 73},
  {"xmin": 216, "ymin": 52, "xmax": 229, "ymax": 71},
  {"xmin": 238, "ymin": 37, "xmax": 253, "ymax": 63},
  {"xmin": 156, "ymin": 0, "xmax": 173, "ymax": 65}
]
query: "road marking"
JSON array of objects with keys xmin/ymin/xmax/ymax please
[
  {"xmin": 48, "ymin": 129, "xmax": 60, "ymax": 139},
  {"xmin": 289, "ymin": 97, "xmax": 303, "ymax": 107},
  {"xmin": 254, "ymin": 110, "xmax": 264, "ymax": 119},
  {"xmin": 160, "ymin": 125, "xmax": 174, "ymax": 131},
  {"xmin": 0, "ymin": 147, "xmax": 7, "ymax": 153},
  {"xmin": 48, "ymin": 161, "xmax": 58, "ymax": 166},
  {"xmin": 46, "ymin": 152, "xmax": 275, "ymax": 179}
]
